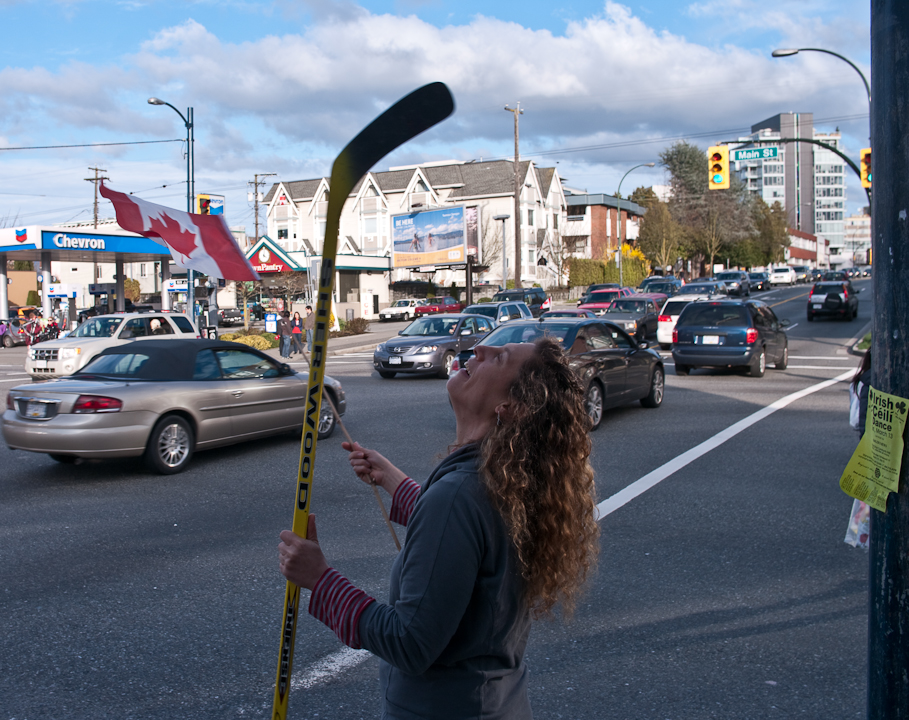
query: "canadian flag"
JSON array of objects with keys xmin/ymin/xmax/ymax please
[{"xmin": 99, "ymin": 183, "xmax": 259, "ymax": 281}]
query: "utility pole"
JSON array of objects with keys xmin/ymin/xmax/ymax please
[
  {"xmin": 504, "ymin": 103, "xmax": 523, "ymax": 289},
  {"xmin": 249, "ymin": 173, "xmax": 277, "ymax": 247},
  {"xmin": 869, "ymin": 2, "xmax": 909, "ymax": 717},
  {"xmin": 84, "ymin": 167, "xmax": 109, "ymax": 294}
]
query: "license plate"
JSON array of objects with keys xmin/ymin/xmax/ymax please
[
  {"xmin": 813, "ymin": 303, "xmax": 824, "ymax": 308},
  {"xmin": 26, "ymin": 402, "xmax": 47, "ymax": 418},
  {"xmin": 701, "ymin": 335, "xmax": 720, "ymax": 345},
  {"xmin": 32, "ymin": 360, "xmax": 47, "ymax": 369},
  {"xmin": 389, "ymin": 356, "xmax": 402, "ymax": 365}
]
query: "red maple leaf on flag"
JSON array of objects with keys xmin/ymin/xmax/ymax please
[{"xmin": 146, "ymin": 213, "xmax": 198, "ymax": 258}]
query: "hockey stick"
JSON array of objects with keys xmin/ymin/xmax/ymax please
[{"xmin": 272, "ymin": 82, "xmax": 455, "ymax": 720}]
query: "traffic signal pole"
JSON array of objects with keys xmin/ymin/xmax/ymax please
[{"xmin": 869, "ymin": 2, "xmax": 909, "ymax": 717}]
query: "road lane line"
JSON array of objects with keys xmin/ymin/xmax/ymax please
[
  {"xmin": 595, "ymin": 369, "xmax": 854, "ymax": 520},
  {"xmin": 290, "ymin": 647, "xmax": 371, "ymax": 691}
]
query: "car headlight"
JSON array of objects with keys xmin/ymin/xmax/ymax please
[
  {"xmin": 417, "ymin": 345, "xmax": 438, "ymax": 353},
  {"xmin": 376, "ymin": 343, "xmax": 385, "ymax": 352},
  {"xmin": 625, "ymin": 321, "xmax": 637, "ymax": 330},
  {"xmin": 28, "ymin": 348, "xmax": 36, "ymax": 360},
  {"xmin": 60, "ymin": 347, "xmax": 81, "ymax": 359}
]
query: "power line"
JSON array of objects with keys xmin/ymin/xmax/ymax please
[{"xmin": 0, "ymin": 139, "xmax": 182, "ymax": 151}]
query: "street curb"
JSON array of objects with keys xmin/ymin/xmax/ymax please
[{"xmin": 848, "ymin": 320, "xmax": 872, "ymax": 356}]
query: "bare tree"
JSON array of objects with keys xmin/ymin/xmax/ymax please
[
  {"xmin": 637, "ymin": 199, "xmax": 682, "ymax": 273},
  {"xmin": 236, "ymin": 280, "xmax": 264, "ymax": 330}
]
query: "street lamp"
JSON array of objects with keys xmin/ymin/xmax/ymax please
[
  {"xmin": 615, "ymin": 163, "xmax": 655, "ymax": 286},
  {"xmin": 148, "ymin": 97, "xmax": 195, "ymax": 324},
  {"xmin": 771, "ymin": 48, "xmax": 871, "ymax": 120},
  {"xmin": 492, "ymin": 214, "xmax": 510, "ymax": 290}
]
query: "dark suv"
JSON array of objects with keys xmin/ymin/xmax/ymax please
[
  {"xmin": 807, "ymin": 281, "xmax": 860, "ymax": 321},
  {"xmin": 491, "ymin": 288, "xmax": 551, "ymax": 317},
  {"xmin": 671, "ymin": 299, "xmax": 789, "ymax": 378},
  {"xmin": 714, "ymin": 270, "xmax": 751, "ymax": 297}
]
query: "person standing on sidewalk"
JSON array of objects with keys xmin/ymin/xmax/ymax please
[
  {"xmin": 290, "ymin": 311, "xmax": 304, "ymax": 356},
  {"xmin": 304, "ymin": 305, "xmax": 315, "ymax": 352},
  {"xmin": 277, "ymin": 311, "xmax": 292, "ymax": 359}
]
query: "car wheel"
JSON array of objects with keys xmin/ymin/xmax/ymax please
[
  {"xmin": 318, "ymin": 397, "xmax": 336, "ymax": 439},
  {"xmin": 438, "ymin": 352, "xmax": 455, "ymax": 379},
  {"xmin": 146, "ymin": 415, "xmax": 194, "ymax": 474},
  {"xmin": 377, "ymin": 370, "xmax": 396, "ymax": 379},
  {"xmin": 641, "ymin": 367, "xmax": 664, "ymax": 408},
  {"xmin": 403, "ymin": 313, "xmax": 410, "ymax": 321},
  {"xmin": 807, "ymin": 312, "xmax": 814, "ymax": 322},
  {"xmin": 750, "ymin": 349, "xmax": 766, "ymax": 378},
  {"xmin": 853, "ymin": 306, "xmax": 858, "ymax": 319},
  {"xmin": 776, "ymin": 345, "xmax": 789, "ymax": 370},
  {"xmin": 585, "ymin": 382, "xmax": 604, "ymax": 431},
  {"xmin": 659, "ymin": 343, "xmax": 671, "ymax": 351},
  {"xmin": 49, "ymin": 454, "xmax": 81, "ymax": 465},
  {"xmin": 675, "ymin": 363, "xmax": 690, "ymax": 376},
  {"xmin": 2, "ymin": 334, "xmax": 13, "ymax": 348}
]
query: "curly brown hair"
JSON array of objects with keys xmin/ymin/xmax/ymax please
[{"xmin": 479, "ymin": 337, "xmax": 599, "ymax": 618}]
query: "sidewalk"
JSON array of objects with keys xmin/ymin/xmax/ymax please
[{"xmin": 255, "ymin": 322, "xmax": 404, "ymax": 361}]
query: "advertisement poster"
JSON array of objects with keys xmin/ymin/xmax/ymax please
[
  {"xmin": 392, "ymin": 206, "xmax": 467, "ymax": 269},
  {"xmin": 840, "ymin": 386, "xmax": 909, "ymax": 512}
]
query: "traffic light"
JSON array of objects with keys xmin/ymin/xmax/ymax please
[
  {"xmin": 860, "ymin": 148, "xmax": 872, "ymax": 189},
  {"xmin": 708, "ymin": 145, "xmax": 730, "ymax": 190},
  {"xmin": 198, "ymin": 197, "xmax": 211, "ymax": 214}
]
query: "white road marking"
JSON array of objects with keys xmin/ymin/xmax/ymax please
[
  {"xmin": 291, "ymin": 647, "xmax": 372, "ymax": 691},
  {"xmin": 790, "ymin": 356, "xmax": 856, "ymax": 360},
  {"xmin": 595, "ymin": 369, "xmax": 854, "ymax": 520}
]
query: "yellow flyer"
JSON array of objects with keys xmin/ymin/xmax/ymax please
[{"xmin": 840, "ymin": 386, "xmax": 909, "ymax": 512}]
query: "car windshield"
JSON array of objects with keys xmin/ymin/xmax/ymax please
[
  {"xmin": 477, "ymin": 322, "xmax": 572, "ymax": 347},
  {"xmin": 587, "ymin": 291, "xmax": 618, "ymax": 302},
  {"xmin": 492, "ymin": 292, "xmax": 524, "ymax": 301},
  {"xmin": 607, "ymin": 301, "xmax": 646, "ymax": 313},
  {"xmin": 715, "ymin": 272, "xmax": 740, "ymax": 281},
  {"xmin": 400, "ymin": 317, "xmax": 460, "ymax": 336},
  {"xmin": 748, "ymin": 273, "xmax": 764, "ymax": 279},
  {"xmin": 70, "ymin": 317, "xmax": 122, "ymax": 338},
  {"xmin": 814, "ymin": 283, "xmax": 845, "ymax": 293},
  {"xmin": 647, "ymin": 283, "xmax": 673, "ymax": 293},
  {"xmin": 678, "ymin": 305, "xmax": 750, "ymax": 327},
  {"xmin": 391, "ymin": 300, "xmax": 411, "ymax": 308}
]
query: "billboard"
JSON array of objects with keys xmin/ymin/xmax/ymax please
[{"xmin": 392, "ymin": 206, "xmax": 477, "ymax": 269}]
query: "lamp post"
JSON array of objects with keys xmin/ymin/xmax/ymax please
[
  {"xmin": 771, "ymin": 48, "xmax": 871, "ymax": 132},
  {"xmin": 148, "ymin": 97, "xmax": 195, "ymax": 324},
  {"xmin": 615, "ymin": 163, "xmax": 655, "ymax": 286},
  {"xmin": 493, "ymin": 214, "xmax": 510, "ymax": 290}
]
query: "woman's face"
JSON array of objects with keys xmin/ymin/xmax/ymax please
[{"xmin": 448, "ymin": 342, "xmax": 535, "ymax": 419}]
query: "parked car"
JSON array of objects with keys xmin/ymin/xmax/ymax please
[
  {"xmin": 748, "ymin": 272, "xmax": 770, "ymax": 292},
  {"xmin": 2, "ymin": 339, "xmax": 345, "ymax": 474},
  {"xmin": 577, "ymin": 287, "xmax": 634, "ymax": 313},
  {"xmin": 24, "ymin": 312, "xmax": 200, "ymax": 380},
  {"xmin": 373, "ymin": 313, "xmax": 494, "ymax": 379},
  {"xmin": 585, "ymin": 283, "xmax": 621, "ymax": 294},
  {"xmin": 599, "ymin": 296, "xmax": 663, "ymax": 342},
  {"xmin": 461, "ymin": 302, "xmax": 532, "ymax": 324},
  {"xmin": 491, "ymin": 288, "xmax": 551, "ymax": 317},
  {"xmin": 217, "ymin": 307, "xmax": 244, "ymax": 326},
  {"xmin": 379, "ymin": 298, "xmax": 427, "ymax": 322},
  {"xmin": 671, "ymin": 299, "xmax": 790, "ymax": 377},
  {"xmin": 714, "ymin": 270, "xmax": 751, "ymax": 296},
  {"xmin": 414, "ymin": 296, "xmax": 464, "ymax": 316},
  {"xmin": 822, "ymin": 269, "xmax": 849, "ymax": 281},
  {"xmin": 769, "ymin": 266, "xmax": 797, "ymax": 285},
  {"xmin": 1, "ymin": 318, "xmax": 28, "ymax": 348},
  {"xmin": 807, "ymin": 281, "xmax": 860, "ymax": 321},
  {"xmin": 540, "ymin": 309, "xmax": 597, "ymax": 319},
  {"xmin": 450, "ymin": 318, "xmax": 664, "ymax": 430},
  {"xmin": 676, "ymin": 281, "xmax": 729, "ymax": 297},
  {"xmin": 656, "ymin": 295, "xmax": 713, "ymax": 350}
]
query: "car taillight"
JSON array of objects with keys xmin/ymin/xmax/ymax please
[
  {"xmin": 746, "ymin": 328, "xmax": 758, "ymax": 344},
  {"xmin": 73, "ymin": 395, "xmax": 122, "ymax": 414},
  {"xmin": 450, "ymin": 357, "xmax": 460, "ymax": 374},
  {"xmin": 672, "ymin": 329, "xmax": 678, "ymax": 343},
  {"xmin": 659, "ymin": 314, "xmax": 670, "ymax": 323},
  {"xmin": 843, "ymin": 287, "xmax": 849, "ymax": 299},
  {"xmin": 809, "ymin": 288, "xmax": 814, "ymax": 299}
]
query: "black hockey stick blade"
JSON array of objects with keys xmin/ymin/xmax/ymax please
[{"xmin": 272, "ymin": 82, "xmax": 454, "ymax": 720}]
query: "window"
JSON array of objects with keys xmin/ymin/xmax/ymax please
[
  {"xmin": 193, "ymin": 350, "xmax": 222, "ymax": 380},
  {"xmin": 527, "ymin": 209, "xmax": 534, "ymax": 226},
  {"xmin": 139, "ymin": 264, "xmax": 146, "ymax": 277},
  {"xmin": 215, "ymin": 349, "xmax": 280, "ymax": 379},
  {"xmin": 363, "ymin": 217, "xmax": 377, "ymax": 234},
  {"xmin": 171, "ymin": 316, "xmax": 196, "ymax": 334},
  {"xmin": 278, "ymin": 228, "xmax": 288, "ymax": 239}
]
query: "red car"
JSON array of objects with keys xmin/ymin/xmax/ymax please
[
  {"xmin": 414, "ymin": 297, "xmax": 464, "ymax": 316},
  {"xmin": 577, "ymin": 288, "xmax": 634, "ymax": 315}
]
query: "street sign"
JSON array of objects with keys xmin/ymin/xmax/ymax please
[{"xmin": 733, "ymin": 147, "xmax": 779, "ymax": 162}]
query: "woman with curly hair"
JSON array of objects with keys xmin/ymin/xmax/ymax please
[{"xmin": 278, "ymin": 337, "xmax": 599, "ymax": 719}]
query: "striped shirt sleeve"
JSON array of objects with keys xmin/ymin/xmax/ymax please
[
  {"xmin": 389, "ymin": 477, "xmax": 421, "ymax": 527},
  {"xmin": 309, "ymin": 568, "xmax": 375, "ymax": 648}
]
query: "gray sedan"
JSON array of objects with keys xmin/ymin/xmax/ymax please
[
  {"xmin": 1, "ymin": 338, "xmax": 345, "ymax": 474},
  {"xmin": 373, "ymin": 313, "xmax": 495, "ymax": 378}
]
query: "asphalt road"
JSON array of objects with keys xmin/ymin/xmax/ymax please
[{"xmin": 0, "ymin": 280, "xmax": 872, "ymax": 719}]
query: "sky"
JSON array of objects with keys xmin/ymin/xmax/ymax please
[{"xmin": 0, "ymin": 0, "xmax": 871, "ymax": 237}]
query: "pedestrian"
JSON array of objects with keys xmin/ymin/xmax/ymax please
[
  {"xmin": 850, "ymin": 349, "xmax": 871, "ymax": 434},
  {"xmin": 290, "ymin": 311, "xmax": 304, "ymax": 356},
  {"xmin": 303, "ymin": 305, "xmax": 315, "ymax": 352},
  {"xmin": 278, "ymin": 338, "xmax": 599, "ymax": 719},
  {"xmin": 276, "ymin": 311, "xmax": 292, "ymax": 359}
]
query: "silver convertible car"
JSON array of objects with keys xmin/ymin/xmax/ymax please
[{"xmin": 2, "ymin": 339, "xmax": 345, "ymax": 474}]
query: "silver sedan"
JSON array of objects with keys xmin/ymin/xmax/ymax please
[{"xmin": 2, "ymin": 338, "xmax": 345, "ymax": 474}]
